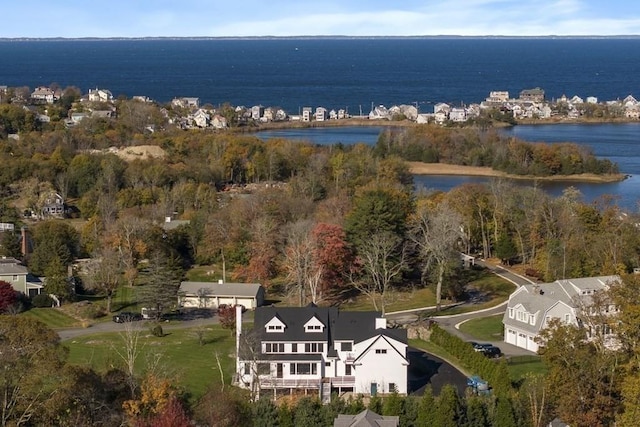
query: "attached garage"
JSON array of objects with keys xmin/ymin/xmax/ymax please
[
  {"xmin": 179, "ymin": 281, "xmax": 265, "ymax": 310},
  {"xmin": 505, "ymin": 329, "xmax": 517, "ymax": 346}
]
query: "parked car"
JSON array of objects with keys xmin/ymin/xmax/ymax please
[
  {"xmin": 470, "ymin": 342, "xmax": 493, "ymax": 352},
  {"xmin": 482, "ymin": 345, "xmax": 502, "ymax": 358},
  {"xmin": 112, "ymin": 312, "xmax": 143, "ymax": 323}
]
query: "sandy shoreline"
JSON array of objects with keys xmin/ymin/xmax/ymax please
[{"xmin": 407, "ymin": 162, "xmax": 626, "ymax": 183}]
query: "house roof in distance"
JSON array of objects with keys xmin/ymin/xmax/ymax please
[
  {"xmin": 179, "ymin": 281, "xmax": 263, "ymax": 298},
  {"xmin": 333, "ymin": 409, "xmax": 399, "ymax": 427}
]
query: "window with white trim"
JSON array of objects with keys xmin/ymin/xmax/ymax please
[
  {"xmin": 289, "ymin": 363, "xmax": 318, "ymax": 375},
  {"xmin": 375, "ymin": 349, "xmax": 387, "ymax": 354},
  {"xmin": 267, "ymin": 325, "xmax": 283, "ymax": 332},
  {"xmin": 304, "ymin": 342, "xmax": 324, "ymax": 353},
  {"xmin": 264, "ymin": 343, "xmax": 285, "ymax": 353}
]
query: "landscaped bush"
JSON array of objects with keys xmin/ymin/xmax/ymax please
[
  {"xmin": 150, "ymin": 323, "xmax": 164, "ymax": 337},
  {"xmin": 78, "ymin": 302, "xmax": 107, "ymax": 319},
  {"xmin": 31, "ymin": 293, "xmax": 54, "ymax": 308},
  {"xmin": 429, "ymin": 324, "xmax": 512, "ymax": 395}
]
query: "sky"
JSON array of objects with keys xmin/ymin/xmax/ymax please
[{"xmin": 3, "ymin": 0, "xmax": 640, "ymax": 38}]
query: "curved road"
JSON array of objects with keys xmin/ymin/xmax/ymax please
[{"xmin": 387, "ymin": 259, "xmax": 536, "ymax": 357}]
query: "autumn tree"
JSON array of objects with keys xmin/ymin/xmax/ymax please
[
  {"xmin": 107, "ymin": 215, "xmax": 149, "ymax": 287},
  {"xmin": 0, "ymin": 316, "xmax": 67, "ymax": 426},
  {"xmin": 0, "ymin": 280, "xmax": 18, "ymax": 312},
  {"xmin": 537, "ymin": 319, "xmax": 621, "ymax": 426},
  {"xmin": 349, "ymin": 231, "xmax": 407, "ymax": 315},
  {"xmin": 83, "ymin": 246, "xmax": 122, "ymax": 313},
  {"xmin": 410, "ymin": 200, "xmax": 465, "ymax": 310}
]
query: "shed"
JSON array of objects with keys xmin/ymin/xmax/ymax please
[{"xmin": 178, "ymin": 281, "xmax": 265, "ymax": 310}]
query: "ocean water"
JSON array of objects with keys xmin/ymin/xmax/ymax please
[{"xmin": 2, "ymin": 38, "xmax": 640, "ymax": 112}]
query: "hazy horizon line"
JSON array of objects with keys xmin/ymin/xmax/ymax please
[{"xmin": 2, "ymin": 35, "xmax": 640, "ymax": 41}]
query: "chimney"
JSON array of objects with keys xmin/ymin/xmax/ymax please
[
  {"xmin": 235, "ymin": 304, "xmax": 243, "ymax": 374},
  {"xmin": 20, "ymin": 226, "xmax": 28, "ymax": 256},
  {"xmin": 375, "ymin": 317, "xmax": 387, "ymax": 329}
]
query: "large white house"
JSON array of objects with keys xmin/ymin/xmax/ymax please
[
  {"xmin": 503, "ymin": 275, "xmax": 620, "ymax": 353},
  {"xmin": 235, "ymin": 305, "xmax": 409, "ymax": 402}
]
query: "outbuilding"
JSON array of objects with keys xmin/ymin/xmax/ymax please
[{"xmin": 178, "ymin": 281, "xmax": 265, "ymax": 310}]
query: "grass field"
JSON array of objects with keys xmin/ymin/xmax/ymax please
[
  {"xmin": 340, "ymin": 268, "xmax": 513, "ymax": 314},
  {"xmin": 458, "ymin": 314, "xmax": 504, "ymax": 342},
  {"xmin": 21, "ymin": 308, "xmax": 80, "ymax": 329},
  {"xmin": 506, "ymin": 355, "xmax": 547, "ymax": 381},
  {"xmin": 65, "ymin": 324, "xmax": 238, "ymax": 402}
]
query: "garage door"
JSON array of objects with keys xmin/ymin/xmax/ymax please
[
  {"xmin": 517, "ymin": 333, "xmax": 527, "ymax": 348},
  {"xmin": 506, "ymin": 329, "xmax": 517, "ymax": 345}
]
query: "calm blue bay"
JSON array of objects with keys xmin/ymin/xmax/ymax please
[
  {"xmin": 254, "ymin": 125, "xmax": 640, "ymax": 211},
  {"xmin": 2, "ymin": 38, "xmax": 640, "ymax": 209}
]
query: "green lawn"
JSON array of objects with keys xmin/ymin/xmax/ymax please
[
  {"xmin": 186, "ymin": 265, "xmax": 223, "ymax": 282},
  {"xmin": 505, "ymin": 355, "xmax": 547, "ymax": 381},
  {"xmin": 21, "ymin": 308, "xmax": 80, "ymax": 329},
  {"xmin": 458, "ymin": 314, "xmax": 504, "ymax": 342},
  {"xmin": 65, "ymin": 324, "xmax": 239, "ymax": 402},
  {"xmin": 341, "ymin": 269, "xmax": 513, "ymax": 314}
]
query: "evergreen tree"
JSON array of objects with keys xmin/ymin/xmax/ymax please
[
  {"xmin": 492, "ymin": 396, "xmax": 517, "ymax": 427},
  {"xmin": 433, "ymin": 385, "xmax": 465, "ymax": 427},
  {"xmin": 416, "ymin": 386, "xmax": 437, "ymax": 426},
  {"xmin": 400, "ymin": 396, "xmax": 419, "ymax": 427},
  {"xmin": 44, "ymin": 255, "xmax": 73, "ymax": 302},
  {"xmin": 293, "ymin": 397, "xmax": 322, "ymax": 427},
  {"xmin": 136, "ymin": 250, "xmax": 184, "ymax": 317},
  {"xmin": 382, "ymin": 392, "xmax": 404, "ymax": 416},
  {"xmin": 465, "ymin": 396, "xmax": 489, "ymax": 427},
  {"xmin": 368, "ymin": 395, "xmax": 383, "ymax": 414},
  {"xmin": 253, "ymin": 397, "xmax": 279, "ymax": 427}
]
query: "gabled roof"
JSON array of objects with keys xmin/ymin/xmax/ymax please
[
  {"xmin": 179, "ymin": 281, "xmax": 263, "ymax": 298},
  {"xmin": 333, "ymin": 409, "xmax": 399, "ymax": 427},
  {"xmin": 503, "ymin": 275, "xmax": 620, "ymax": 333},
  {"xmin": 252, "ymin": 306, "xmax": 407, "ymax": 345},
  {"xmin": 353, "ymin": 335, "xmax": 409, "ymax": 365}
]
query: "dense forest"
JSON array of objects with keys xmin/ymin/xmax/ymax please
[{"xmin": 2, "ymin": 93, "xmax": 640, "ymax": 426}]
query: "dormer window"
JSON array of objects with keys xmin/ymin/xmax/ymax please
[
  {"xmin": 304, "ymin": 316, "xmax": 325, "ymax": 333},
  {"xmin": 265, "ymin": 315, "xmax": 286, "ymax": 333}
]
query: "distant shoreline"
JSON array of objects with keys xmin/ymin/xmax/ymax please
[
  {"xmin": 3, "ymin": 35, "xmax": 640, "ymax": 42},
  {"xmin": 407, "ymin": 162, "xmax": 627, "ymax": 183}
]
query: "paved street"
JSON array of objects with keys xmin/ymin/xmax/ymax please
[
  {"xmin": 58, "ymin": 309, "xmax": 219, "ymax": 341},
  {"xmin": 387, "ymin": 259, "xmax": 538, "ymax": 357}
]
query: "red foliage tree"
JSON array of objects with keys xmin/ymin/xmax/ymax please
[
  {"xmin": 218, "ymin": 305, "xmax": 237, "ymax": 333},
  {"xmin": 311, "ymin": 223, "xmax": 355, "ymax": 303},
  {"xmin": 0, "ymin": 280, "xmax": 18, "ymax": 312},
  {"xmin": 136, "ymin": 396, "xmax": 191, "ymax": 427}
]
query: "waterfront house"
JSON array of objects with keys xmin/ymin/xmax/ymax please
[
  {"xmin": 486, "ymin": 91, "xmax": 510, "ymax": 103},
  {"xmin": 171, "ymin": 97, "xmax": 200, "ymax": 109},
  {"xmin": 88, "ymin": 88, "xmax": 114, "ymax": 103},
  {"xmin": 503, "ymin": 275, "xmax": 620, "ymax": 353},
  {"xmin": 30, "ymin": 86, "xmax": 58, "ymax": 104},
  {"xmin": 519, "ymin": 87, "xmax": 545, "ymax": 103},
  {"xmin": 302, "ymin": 107, "xmax": 313, "ymax": 122},
  {"xmin": 449, "ymin": 107, "xmax": 467, "ymax": 122},
  {"xmin": 212, "ymin": 114, "xmax": 228, "ymax": 129},
  {"xmin": 315, "ymin": 107, "xmax": 328, "ymax": 121},
  {"xmin": 251, "ymin": 105, "xmax": 265, "ymax": 121},
  {"xmin": 191, "ymin": 109, "xmax": 210, "ymax": 128},
  {"xmin": 369, "ymin": 105, "xmax": 390, "ymax": 120},
  {"xmin": 235, "ymin": 305, "xmax": 409, "ymax": 402}
]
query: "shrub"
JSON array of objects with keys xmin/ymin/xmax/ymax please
[
  {"xmin": 31, "ymin": 293, "xmax": 54, "ymax": 308},
  {"xmin": 79, "ymin": 303, "xmax": 107, "ymax": 319},
  {"xmin": 150, "ymin": 323, "xmax": 164, "ymax": 337}
]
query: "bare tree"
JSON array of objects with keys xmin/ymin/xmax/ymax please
[
  {"xmin": 83, "ymin": 246, "xmax": 122, "ymax": 313},
  {"xmin": 350, "ymin": 231, "xmax": 407, "ymax": 315},
  {"xmin": 282, "ymin": 220, "xmax": 315, "ymax": 305},
  {"xmin": 112, "ymin": 321, "xmax": 145, "ymax": 397},
  {"xmin": 410, "ymin": 201, "xmax": 465, "ymax": 310}
]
